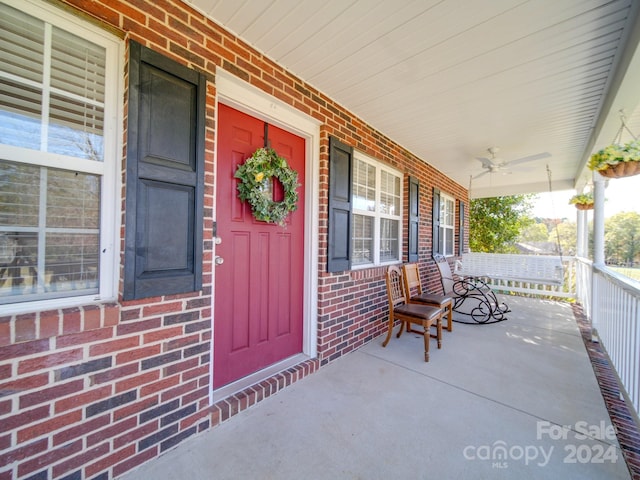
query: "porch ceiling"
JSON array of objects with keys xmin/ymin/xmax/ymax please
[{"xmin": 188, "ymin": 0, "xmax": 640, "ymax": 198}]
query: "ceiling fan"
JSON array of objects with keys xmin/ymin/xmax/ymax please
[{"xmin": 473, "ymin": 147, "xmax": 550, "ymax": 179}]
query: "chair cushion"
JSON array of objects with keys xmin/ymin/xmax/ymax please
[
  {"xmin": 413, "ymin": 293, "xmax": 453, "ymax": 307},
  {"xmin": 395, "ymin": 303, "xmax": 441, "ymax": 320}
]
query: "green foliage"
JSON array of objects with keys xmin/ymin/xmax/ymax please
[
  {"xmin": 469, "ymin": 195, "xmax": 535, "ymax": 253},
  {"xmin": 235, "ymin": 148, "xmax": 299, "ymax": 227},
  {"xmin": 605, "ymin": 212, "xmax": 640, "ymax": 265},
  {"xmin": 569, "ymin": 192, "xmax": 593, "ymax": 205},
  {"xmin": 519, "ymin": 222, "xmax": 549, "ymax": 243},
  {"xmin": 588, "ymin": 140, "xmax": 640, "ymax": 171}
]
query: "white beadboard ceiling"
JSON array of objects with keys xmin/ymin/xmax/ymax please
[{"xmin": 187, "ymin": 0, "xmax": 640, "ymax": 198}]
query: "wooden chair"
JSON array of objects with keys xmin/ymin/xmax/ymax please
[
  {"xmin": 402, "ymin": 263, "xmax": 453, "ymax": 332},
  {"xmin": 382, "ymin": 265, "xmax": 443, "ymax": 362}
]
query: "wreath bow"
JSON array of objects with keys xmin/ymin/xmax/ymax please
[{"xmin": 235, "ymin": 148, "xmax": 299, "ymax": 226}]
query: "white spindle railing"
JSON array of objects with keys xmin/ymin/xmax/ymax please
[
  {"xmin": 575, "ymin": 257, "xmax": 593, "ymax": 316},
  {"xmin": 592, "ymin": 266, "xmax": 640, "ymax": 418}
]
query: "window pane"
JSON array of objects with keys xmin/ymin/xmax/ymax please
[
  {"xmin": 380, "ymin": 218, "xmax": 399, "ymax": 262},
  {"xmin": 47, "ymin": 168, "xmax": 100, "ymax": 229},
  {"xmin": 445, "ymin": 229, "xmax": 454, "ymax": 256},
  {"xmin": 352, "ymin": 214, "xmax": 373, "ymax": 265},
  {"xmin": 45, "ymin": 233, "xmax": 99, "ymax": 293},
  {"xmin": 380, "ymin": 170, "xmax": 400, "ymax": 215},
  {"xmin": 48, "ymin": 28, "xmax": 106, "ymax": 161},
  {"xmin": 0, "ymin": 4, "xmax": 45, "ymax": 83},
  {"xmin": 353, "ymin": 159, "xmax": 376, "ymax": 211},
  {"xmin": 0, "ymin": 5, "xmax": 45, "ymax": 151},
  {"xmin": 51, "ymin": 28, "xmax": 106, "ymax": 103},
  {"xmin": 0, "ymin": 160, "xmax": 40, "ymax": 227},
  {"xmin": 48, "ymin": 93, "xmax": 105, "ymax": 160},
  {"xmin": 0, "ymin": 160, "xmax": 100, "ymax": 304}
]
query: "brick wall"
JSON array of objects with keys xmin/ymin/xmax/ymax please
[{"xmin": 0, "ymin": 0, "xmax": 468, "ymax": 478}]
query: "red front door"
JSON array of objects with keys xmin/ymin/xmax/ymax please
[{"xmin": 213, "ymin": 104, "xmax": 305, "ymax": 388}]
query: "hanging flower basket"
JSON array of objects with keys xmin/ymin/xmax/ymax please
[
  {"xmin": 235, "ymin": 147, "xmax": 299, "ymax": 227},
  {"xmin": 588, "ymin": 114, "xmax": 640, "ymax": 178},
  {"xmin": 569, "ymin": 192, "xmax": 594, "ymax": 210},
  {"xmin": 594, "ymin": 157, "xmax": 640, "ymax": 178},
  {"xmin": 575, "ymin": 202, "xmax": 594, "ymax": 211}
]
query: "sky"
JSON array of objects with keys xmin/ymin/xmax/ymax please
[{"xmin": 532, "ymin": 174, "xmax": 639, "ymax": 220}]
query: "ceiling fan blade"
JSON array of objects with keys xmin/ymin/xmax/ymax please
[
  {"xmin": 472, "ymin": 170, "xmax": 490, "ymax": 180},
  {"xmin": 475, "ymin": 156, "xmax": 495, "ymax": 169},
  {"xmin": 505, "ymin": 152, "xmax": 551, "ymax": 167}
]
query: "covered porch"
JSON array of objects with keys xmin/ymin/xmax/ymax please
[{"xmin": 122, "ymin": 295, "xmax": 636, "ymax": 479}]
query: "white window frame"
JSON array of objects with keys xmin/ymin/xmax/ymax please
[
  {"xmin": 351, "ymin": 152, "xmax": 403, "ymax": 268},
  {"xmin": 439, "ymin": 192, "xmax": 456, "ymax": 257},
  {"xmin": 1, "ymin": 0, "xmax": 122, "ymax": 314}
]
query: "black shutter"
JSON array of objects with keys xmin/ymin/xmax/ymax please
[
  {"xmin": 408, "ymin": 176, "xmax": 419, "ymax": 262},
  {"xmin": 327, "ymin": 136, "xmax": 353, "ymax": 272},
  {"xmin": 458, "ymin": 200, "xmax": 465, "ymax": 256},
  {"xmin": 124, "ymin": 41, "xmax": 205, "ymax": 300},
  {"xmin": 432, "ymin": 188, "xmax": 441, "ymax": 256}
]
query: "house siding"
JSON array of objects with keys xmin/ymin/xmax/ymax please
[{"xmin": 0, "ymin": 0, "xmax": 468, "ymax": 478}]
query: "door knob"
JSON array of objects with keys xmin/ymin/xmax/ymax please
[{"xmin": 214, "ymin": 256, "xmax": 224, "ymax": 265}]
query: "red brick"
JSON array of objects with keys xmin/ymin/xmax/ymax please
[
  {"xmin": 117, "ymin": 317, "xmax": 162, "ymax": 336},
  {"xmin": 18, "ymin": 348, "xmax": 83, "ymax": 374},
  {"xmin": 113, "ymin": 420, "xmax": 157, "ymax": 449},
  {"xmin": 89, "ymin": 336, "xmax": 140, "ymax": 356},
  {"xmin": 115, "ymin": 344, "xmax": 161, "ymax": 364},
  {"xmin": 87, "ymin": 416, "xmax": 137, "ymax": 447},
  {"xmin": 0, "ymin": 339, "xmax": 49, "ymax": 361},
  {"xmin": 179, "ymin": 409, "xmax": 207, "ymax": 430},
  {"xmin": 115, "ymin": 370, "xmax": 159, "ymax": 393},
  {"xmin": 0, "ymin": 438, "xmax": 47, "ymax": 466},
  {"xmin": 56, "ymin": 327, "xmax": 113, "ymax": 348},
  {"xmin": 84, "ymin": 307, "xmax": 102, "ymax": 330},
  {"xmin": 139, "ymin": 375, "xmax": 180, "ymax": 397},
  {"xmin": 17, "ymin": 408, "xmax": 82, "ymax": 442},
  {"xmin": 55, "ymin": 385, "xmax": 112, "ymax": 413},
  {"xmin": 103, "ymin": 305, "xmax": 120, "ymax": 326},
  {"xmin": 53, "ymin": 413, "xmax": 111, "ymax": 446},
  {"xmin": 113, "ymin": 396, "xmax": 158, "ymax": 421},
  {"xmin": 19, "ymin": 379, "xmax": 84, "ymax": 408},
  {"xmin": 0, "ymin": 364, "xmax": 10, "ymax": 381},
  {"xmin": 0, "ymin": 433, "xmax": 10, "ymax": 451},
  {"xmin": 52, "ymin": 442, "xmax": 110, "ymax": 478},
  {"xmin": 91, "ymin": 363, "xmax": 139, "ymax": 385},
  {"xmin": 0, "ymin": 321, "xmax": 10, "ymax": 347},
  {"xmin": 86, "ymin": 444, "xmax": 136, "ymax": 478},
  {"xmin": 142, "ymin": 302, "xmax": 183, "ymax": 316},
  {"xmin": 0, "ymin": 373, "xmax": 49, "ymax": 397},
  {"xmin": 15, "ymin": 315, "xmax": 36, "ymax": 342},
  {"xmin": 62, "ymin": 308, "xmax": 82, "ymax": 335},
  {"xmin": 113, "ymin": 446, "xmax": 157, "ymax": 477},
  {"xmin": 39, "ymin": 311, "xmax": 60, "ymax": 338},
  {"xmin": 0, "ymin": 399, "xmax": 11, "ymax": 416},
  {"xmin": 164, "ymin": 357, "xmax": 198, "ymax": 377},
  {"xmin": 0, "ymin": 405, "xmax": 49, "ymax": 433},
  {"xmin": 160, "ymin": 379, "xmax": 197, "ymax": 403},
  {"xmin": 143, "ymin": 326, "xmax": 183, "ymax": 344}
]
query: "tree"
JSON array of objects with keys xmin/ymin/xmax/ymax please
[
  {"xmin": 519, "ymin": 222, "xmax": 549, "ymax": 243},
  {"xmin": 605, "ymin": 212, "xmax": 640, "ymax": 265},
  {"xmin": 469, "ymin": 195, "xmax": 535, "ymax": 253},
  {"xmin": 555, "ymin": 221, "xmax": 577, "ymax": 256}
]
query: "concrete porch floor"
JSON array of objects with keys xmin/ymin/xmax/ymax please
[{"xmin": 121, "ymin": 296, "xmax": 632, "ymax": 479}]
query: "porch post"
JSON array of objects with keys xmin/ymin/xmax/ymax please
[
  {"xmin": 592, "ymin": 173, "xmax": 606, "ymax": 267},
  {"xmin": 576, "ymin": 207, "xmax": 587, "ymax": 258},
  {"xmin": 590, "ymin": 172, "xmax": 606, "ymax": 339}
]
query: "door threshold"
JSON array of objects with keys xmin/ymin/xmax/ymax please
[{"xmin": 212, "ymin": 353, "xmax": 309, "ymax": 403}]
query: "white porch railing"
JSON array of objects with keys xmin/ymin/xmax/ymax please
[{"xmin": 590, "ymin": 266, "xmax": 640, "ymax": 418}]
